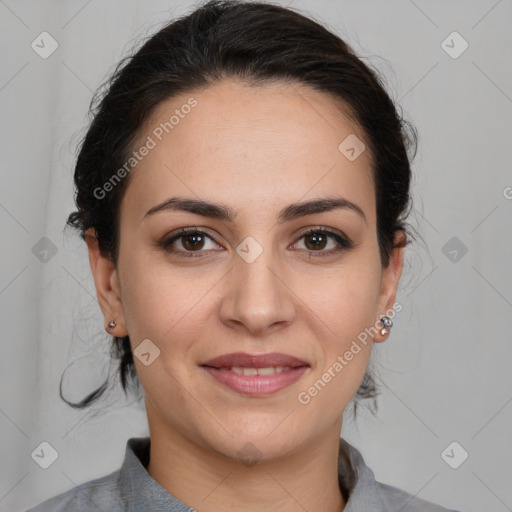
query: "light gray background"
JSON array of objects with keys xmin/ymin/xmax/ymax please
[{"xmin": 1, "ymin": 1, "xmax": 511, "ymax": 511}]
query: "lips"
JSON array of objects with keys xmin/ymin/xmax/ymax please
[
  {"xmin": 200, "ymin": 352, "xmax": 310, "ymax": 396},
  {"xmin": 200, "ymin": 352, "xmax": 309, "ymax": 369}
]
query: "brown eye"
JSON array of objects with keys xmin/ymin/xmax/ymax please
[
  {"xmin": 303, "ymin": 231, "xmax": 329, "ymax": 250},
  {"xmin": 180, "ymin": 232, "xmax": 207, "ymax": 251},
  {"xmin": 157, "ymin": 228, "xmax": 221, "ymax": 258},
  {"xmin": 294, "ymin": 228, "xmax": 353, "ymax": 257}
]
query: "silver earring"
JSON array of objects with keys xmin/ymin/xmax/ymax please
[
  {"xmin": 107, "ymin": 320, "xmax": 117, "ymax": 332},
  {"xmin": 380, "ymin": 316, "xmax": 392, "ymax": 336}
]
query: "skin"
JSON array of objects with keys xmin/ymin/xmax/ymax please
[{"xmin": 85, "ymin": 78, "xmax": 404, "ymax": 512}]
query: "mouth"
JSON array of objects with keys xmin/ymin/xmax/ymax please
[{"xmin": 199, "ymin": 352, "xmax": 310, "ymax": 396}]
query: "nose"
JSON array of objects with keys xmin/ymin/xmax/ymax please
[{"xmin": 219, "ymin": 246, "xmax": 296, "ymax": 336}]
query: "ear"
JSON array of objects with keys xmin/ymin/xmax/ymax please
[
  {"xmin": 85, "ymin": 228, "xmax": 128, "ymax": 337},
  {"xmin": 374, "ymin": 230, "xmax": 405, "ymax": 343}
]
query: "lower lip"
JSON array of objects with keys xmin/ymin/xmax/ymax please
[{"xmin": 201, "ymin": 366, "xmax": 309, "ymax": 396}]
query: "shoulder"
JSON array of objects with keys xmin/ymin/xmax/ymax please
[
  {"xmin": 25, "ymin": 469, "xmax": 123, "ymax": 512},
  {"xmin": 376, "ymin": 481, "xmax": 462, "ymax": 512},
  {"xmin": 339, "ymin": 438, "xmax": 462, "ymax": 512}
]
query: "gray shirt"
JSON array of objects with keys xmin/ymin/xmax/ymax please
[{"xmin": 27, "ymin": 437, "xmax": 461, "ymax": 511}]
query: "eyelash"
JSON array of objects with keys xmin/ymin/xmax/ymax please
[{"xmin": 155, "ymin": 226, "xmax": 353, "ymax": 259}]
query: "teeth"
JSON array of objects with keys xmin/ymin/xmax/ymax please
[
  {"xmin": 258, "ymin": 367, "xmax": 276, "ymax": 375},
  {"xmin": 229, "ymin": 366, "xmax": 292, "ymax": 376}
]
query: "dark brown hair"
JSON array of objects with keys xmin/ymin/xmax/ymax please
[{"xmin": 61, "ymin": 0, "xmax": 417, "ymax": 418}]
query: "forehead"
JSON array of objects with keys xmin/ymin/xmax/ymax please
[{"xmin": 120, "ymin": 79, "xmax": 375, "ymax": 225}]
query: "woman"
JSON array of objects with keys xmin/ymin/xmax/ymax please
[{"xmin": 28, "ymin": 0, "xmax": 461, "ymax": 510}]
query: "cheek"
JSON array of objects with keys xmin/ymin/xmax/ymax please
[
  {"xmin": 297, "ymin": 279, "xmax": 378, "ymax": 416},
  {"xmin": 122, "ymin": 274, "xmax": 205, "ymax": 346},
  {"xmin": 300, "ymin": 255, "xmax": 381, "ymax": 398},
  {"xmin": 308, "ymin": 257, "xmax": 382, "ymax": 342},
  {"xmin": 118, "ymin": 247, "xmax": 218, "ymax": 366}
]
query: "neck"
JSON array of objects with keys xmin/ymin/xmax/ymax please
[{"xmin": 145, "ymin": 411, "xmax": 346, "ymax": 512}]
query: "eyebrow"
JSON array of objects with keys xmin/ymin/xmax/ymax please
[{"xmin": 144, "ymin": 196, "xmax": 366, "ymax": 224}]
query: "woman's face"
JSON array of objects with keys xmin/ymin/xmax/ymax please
[{"xmin": 89, "ymin": 78, "xmax": 403, "ymax": 461}]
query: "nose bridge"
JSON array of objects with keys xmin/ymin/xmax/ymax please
[{"xmin": 221, "ymin": 237, "xmax": 295, "ymax": 332}]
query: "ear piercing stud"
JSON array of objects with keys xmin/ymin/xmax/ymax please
[
  {"xmin": 379, "ymin": 316, "xmax": 393, "ymax": 336},
  {"xmin": 107, "ymin": 320, "xmax": 117, "ymax": 332}
]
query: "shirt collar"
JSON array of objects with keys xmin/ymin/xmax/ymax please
[
  {"xmin": 119, "ymin": 436, "xmax": 384, "ymax": 511},
  {"xmin": 339, "ymin": 437, "xmax": 384, "ymax": 511}
]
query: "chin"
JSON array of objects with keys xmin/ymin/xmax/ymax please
[{"xmin": 202, "ymin": 415, "xmax": 306, "ymax": 463}]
